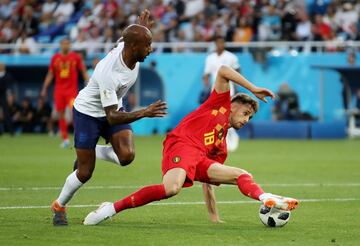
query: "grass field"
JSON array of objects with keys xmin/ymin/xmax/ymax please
[{"xmin": 0, "ymin": 135, "xmax": 359, "ymax": 246}]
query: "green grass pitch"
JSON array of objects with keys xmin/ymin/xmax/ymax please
[{"xmin": 0, "ymin": 135, "xmax": 359, "ymax": 245}]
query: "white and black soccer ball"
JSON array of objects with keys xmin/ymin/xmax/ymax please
[{"xmin": 259, "ymin": 205, "xmax": 291, "ymax": 227}]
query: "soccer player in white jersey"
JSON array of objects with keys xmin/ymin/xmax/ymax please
[
  {"xmin": 50, "ymin": 11, "xmax": 167, "ymax": 226},
  {"xmin": 203, "ymin": 36, "xmax": 241, "ymax": 152}
]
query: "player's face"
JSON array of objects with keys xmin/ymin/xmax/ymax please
[
  {"xmin": 135, "ymin": 33, "xmax": 153, "ymax": 62},
  {"xmin": 229, "ymin": 103, "xmax": 254, "ymax": 130},
  {"xmin": 216, "ymin": 39, "xmax": 225, "ymax": 53},
  {"xmin": 60, "ymin": 39, "xmax": 71, "ymax": 53}
]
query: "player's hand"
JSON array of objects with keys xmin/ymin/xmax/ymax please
[
  {"xmin": 40, "ymin": 88, "xmax": 47, "ymax": 98},
  {"xmin": 143, "ymin": 100, "xmax": 167, "ymax": 118},
  {"xmin": 209, "ymin": 215, "xmax": 225, "ymax": 224},
  {"xmin": 137, "ymin": 9, "xmax": 154, "ymax": 29},
  {"xmin": 251, "ymin": 87, "xmax": 275, "ymax": 103}
]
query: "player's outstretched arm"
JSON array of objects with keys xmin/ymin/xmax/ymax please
[
  {"xmin": 202, "ymin": 183, "xmax": 224, "ymax": 223},
  {"xmin": 214, "ymin": 65, "xmax": 275, "ymax": 102},
  {"xmin": 104, "ymin": 100, "xmax": 167, "ymax": 125},
  {"xmin": 40, "ymin": 70, "xmax": 54, "ymax": 98}
]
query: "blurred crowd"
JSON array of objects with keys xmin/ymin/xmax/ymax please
[
  {"xmin": 0, "ymin": 91, "xmax": 53, "ymax": 135},
  {"xmin": 0, "ymin": 0, "xmax": 359, "ymax": 55}
]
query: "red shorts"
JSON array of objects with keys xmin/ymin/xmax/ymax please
[
  {"xmin": 54, "ymin": 91, "xmax": 77, "ymax": 112},
  {"xmin": 161, "ymin": 138, "xmax": 220, "ymax": 187}
]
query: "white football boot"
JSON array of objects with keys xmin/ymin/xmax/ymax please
[
  {"xmin": 260, "ymin": 193, "xmax": 299, "ymax": 211},
  {"xmin": 83, "ymin": 202, "xmax": 116, "ymax": 225}
]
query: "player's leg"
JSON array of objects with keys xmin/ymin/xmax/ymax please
[
  {"xmin": 83, "ymin": 168, "xmax": 187, "ymax": 225},
  {"xmin": 58, "ymin": 110, "xmax": 70, "ymax": 147},
  {"xmin": 95, "ymin": 108, "xmax": 134, "ymax": 166},
  {"xmin": 114, "ymin": 167, "xmax": 185, "ymax": 211},
  {"xmin": 52, "ymin": 149, "xmax": 95, "ymax": 225},
  {"xmin": 51, "ymin": 108, "xmax": 100, "ymax": 225},
  {"xmin": 206, "ymin": 163, "xmax": 298, "ymax": 210},
  {"xmin": 108, "ymin": 128, "xmax": 135, "ymax": 165},
  {"xmin": 54, "ymin": 93, "xmax": 70, "ymax": 147}
]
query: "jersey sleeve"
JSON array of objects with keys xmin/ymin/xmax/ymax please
[
  {"xmin": 231, "ymin": 54, "xmax": 240, "ymax": 70},
  {"xmin": 204, "ymin": 55, "xmax": 212, "ymax": 75},
  {"xmin": 200, "ymin": 90, "xmax": 230, "ymax": 110},
  {"xmin": 99, "ymin": 77, "xmax": 118, "ymax": 108}
]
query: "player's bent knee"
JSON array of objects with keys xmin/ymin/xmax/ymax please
[
  {"xmin": 76, "ymin": 169, "xmax": 93, "ymax": 183},
  {"xmin": 117, "ymin": 150, "xmax": 135, "ymax": 166},
  {"xmin": 233, "ymin": 169, "xmax": 250, "ymax": 181},
  {"xmin": 164, "ymin": 183, "xmax": 182, "ymax": 197}
]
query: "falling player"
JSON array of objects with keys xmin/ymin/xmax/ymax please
[{"xmin": 83, "ymin": 65, "xmax": 299, "ymax": 225}]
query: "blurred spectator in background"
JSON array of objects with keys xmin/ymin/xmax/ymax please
[
  {"xmin": 86, "ymin": 26, "xmax": 103, "ymax": 56},
  {"xmin": 0, "ymin": 0, "xmax": 358, "ymax": 55},
  {"xmin": 355, "ymin": 88, "xmax": 360, "ymax": 126},
  {"xmin": 232, "ymin": 17, "xmax": 253, "ymax": 43},
  {"xmin": 6, "ymin": 92, "xmax": 19, "ymax": 132},
  {"xmin": 13, "ymin": 97, "xmax": 34, "ymax": 133},
  {"xmin": 41, "ymin": 0, "xmax": 57, "ymax": 16},
  {"xmin": 15, "ymin": 31, "xmax": 38, "ymax": 54},
  {"xmin": 312, "ymin": 14, "xmax": 331, "ymax": 41},
  {"xmin": 347, "ymin": 51, "xmax": 356, "ymax": 65},
  {"xmin": 103, "ymin": 27, "xmax": 116, "ymax": 53},
  {"xmin": 272, "ymin": 83, "xmax": 300, "ymax": 121},
  {"xmin": 17, "ymin": 5, "xmax": 39, "ymax": 36},
  {"xmin": 33, "ymin": 97, "xmax": 51, "ymax": 133},
  {"xmin": 72, "ymin": 29, "xmax": 88, "ymax": 56},
  {"xmin": 342, "ymin": 51, "xmax": 357, "ymax": 109},
  {"xmin": 0, "ymin": 62, "xmax": 14, "ymax": 135},
  {"xmin": 203, "ymin": 35, "xmax": 240, "ymax": 152},
  {"xmin": 54, "ymin": 0, "xmax": 74, "ymax": 24},
  {"xmin": 258, "ymin": 5, "xmax": 281, "ymax": 41},
  {"xmin": 295, "ymin": 12, "xmax": 312, "ymax": 41},
  {"xmin": 41, "ymin": 37, "xmax": 89, "ymax": 148},
  {"xmin": 0, "ymin": 0, "xmax": 16, "ymax": 20},
  {"xmin": 334, "ymin": 2, "xmax": 358, "ymax": 39},
  {"xmin": 87, "ymin": 56, "xmax": 100, "ymax": 78}
]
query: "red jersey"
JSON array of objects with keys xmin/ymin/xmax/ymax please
[
  {"xmin": 166, "ymin": 90, "xmax": 230, "ymax": 163},
  {"xmin": 49, "ymin": 52, "xmax": 85, "ymax": 94}
]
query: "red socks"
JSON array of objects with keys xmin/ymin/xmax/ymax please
[
  {"xmin": 237, "ymin": 173, "xmax": 264, "ymax": 201},
  {"xmin": 114, "ymin": 184, "xmax": 166, "ymax": 213},
  {"xmin": 58, "ymin": 118, "xmax": 68, "ymax": 140}
]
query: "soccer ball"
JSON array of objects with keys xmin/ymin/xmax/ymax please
[{"xmin": 259, "ymin": 205, "xmax": 291, "ymax": 227}]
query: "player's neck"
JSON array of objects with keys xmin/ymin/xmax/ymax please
[
  {"xmin": 121, "ymin": 49, "xmax": 136, "ymax": 70},
  {"xmin": 61, "ymin": 51, "xmax": 69, "ymax": 55},
  {"xmin": 216, "ymin": 50, "xmax": 224, "ymax": 56}
]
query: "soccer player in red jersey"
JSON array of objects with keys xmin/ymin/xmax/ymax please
[
  {"xmin": 84, "ymin": 65, "xmax": 299, "ymax": 225},
  {"xmin": 41, "ymin": 38, "xmax": 89, "ymax": 147}
]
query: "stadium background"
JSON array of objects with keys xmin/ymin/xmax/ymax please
[
  {"xmin": 0, "ymin": 1, "xmax": 360, "ymax": 245},
  {"xmin": 0, "ymin": 0, "xmax": 359, "ymax": 137}
]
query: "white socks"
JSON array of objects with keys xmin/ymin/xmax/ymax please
[
  {"xmin": 57, "ymin": 171, "xmax": 83, "ymax": 207},
  {"xmin": 95, "ymin": 145, "xmax": 120, "ymax": 165}
]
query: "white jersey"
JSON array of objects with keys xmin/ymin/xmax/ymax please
[
  {"xmin": 74, "ymin": 42, "xmax": 139, "ymax": 117},
  {"xmin": 204, "ymin": 50, "xmax": 240, "ymax": 96}
]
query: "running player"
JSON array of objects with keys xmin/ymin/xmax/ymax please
[
  {"xmin": 41, "ymin": 37, "xmax": 89, "ymax": 147},
  {"xmin": 83, "ymin": 65, "xmax": 299, "ymax": 225},
  {"xmin": 51, "ymin": 11, "xmax": 168, "ymax": 226}
]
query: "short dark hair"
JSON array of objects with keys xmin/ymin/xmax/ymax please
[
  {"xmin": 214, "ymin": 35, "xmax": 225, "ymax": 42},
  {"xmin": 231, "ymin": 93, "xmax": 259, "ymax": 113}
]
